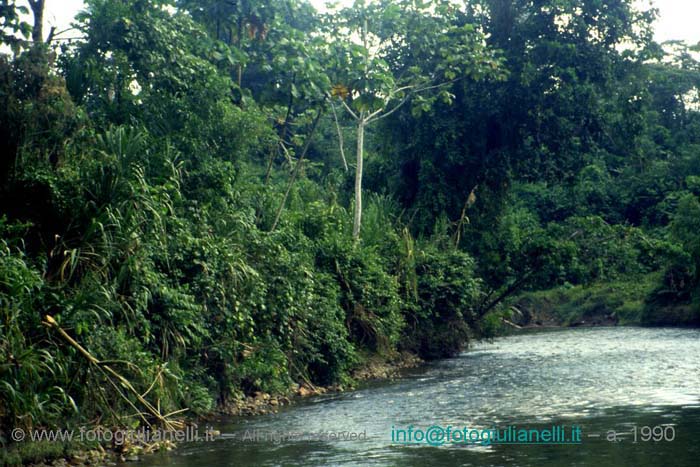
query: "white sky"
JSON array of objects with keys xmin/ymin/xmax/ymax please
[{"xmin": 36, "ymin": 0, "xmax": 700, "ymax": 45}]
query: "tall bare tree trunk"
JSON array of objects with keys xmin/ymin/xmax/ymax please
[
  {"xmin": 353, "ymin": 118, "xmax": 365, "ymax": 240},
  {"xmin": 351, "ymin": 17, "xmax": 371, "ymax": 241},
  {"xmin": 28, "ymin": 0, "xmax": 45, "ymax": 43}
]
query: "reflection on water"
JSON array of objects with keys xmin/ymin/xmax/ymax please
[{"xmin": 133, "ymin": 327, "xmax": 700, "ymax": 466}]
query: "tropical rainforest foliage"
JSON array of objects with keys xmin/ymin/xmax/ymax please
[{"xmin": 1, "ymin": 0, "xmax": 700, "ymax": 444}]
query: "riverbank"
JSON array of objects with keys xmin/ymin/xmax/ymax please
[
  {"xmin": 5, "ymin": 352, "xmax": 422, "ymax": 467},
  {"xmin": 507, "ymin": 275, "xmax": 657, "ymax": 327},
  {"xmin": 211, "ymin": 351, "xmax": 422, "ymax": 417},
  {"xmin": 11, "ymin": 275, "xmax": 698, "ymax": 467},
  {"xmin": 508, "ymin": 273, "xmax": 699, "ymax": 328}
]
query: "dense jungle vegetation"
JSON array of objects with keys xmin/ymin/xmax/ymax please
[{"xmin": 1, "ymin": 0, "xmax": 700, "ymax": 446}]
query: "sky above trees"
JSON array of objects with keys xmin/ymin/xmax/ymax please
[{"xmin": 37, "ymin": 0, "xmax": 700, "ymax": 46}]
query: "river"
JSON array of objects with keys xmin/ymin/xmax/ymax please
[{"xmin": 132, "ymin": 327, "xmax": 700, "ymax": 466}]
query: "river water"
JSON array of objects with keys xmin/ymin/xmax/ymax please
[{"xmin": 134, "ymin": 327, "xmax": 700, "ymax": 466}]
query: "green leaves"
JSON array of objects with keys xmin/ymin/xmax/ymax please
[
  {"xmin": 0, "ymin": 0, "xmax": 33, "ymax": 54},
  {"xmin": 325, "ymin": 0, "xmax": 504, "ymax": 119}
]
